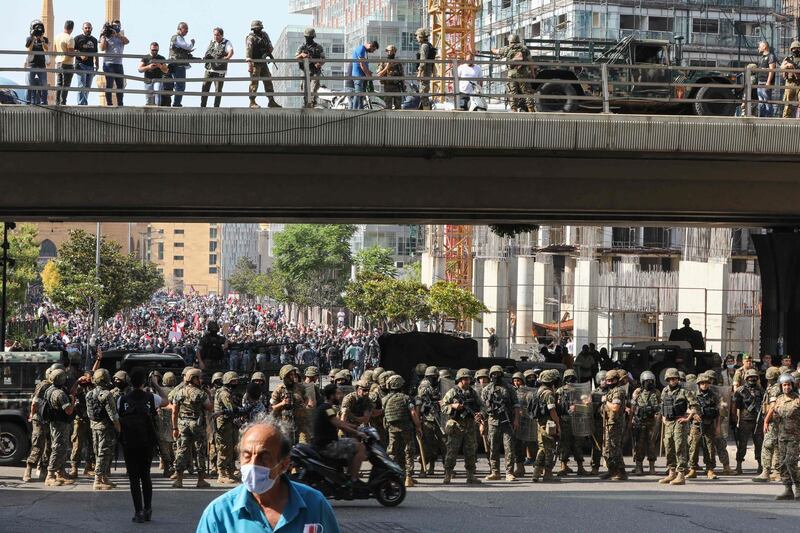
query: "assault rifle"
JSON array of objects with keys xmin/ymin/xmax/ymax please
[
  {"xmin": 451, "ymin": 389, "xmax": 479, "ymax": 422},
  {"xmin": 490, "ymin": 388, "xmax": 512, "ymax": 426}
]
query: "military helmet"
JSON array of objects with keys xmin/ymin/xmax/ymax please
[
  {"xmin": 678, "ymin": 371, "xmax": 686, "ymax": 381},
  {"xmin": 415, "ymin": 363, "xmax": 427, "ymax": 376},
  {"xmin": 489, "ymin": 365, "xmax": 504, "ymax": 377},
  {"xmin": 114, "ymin": 370, "xmax": 129, "ymax": 383},
  {"xmin": 355, "ymin": 379, "xmax": 370, "ymax": 390},
  {"xmin": 212, "ymin": 371, "xmax": 224, "ymax": 384},
  {"xmin": 791, "ymin": 40, "xmax": 800, "ymax": 50},
  {"xmin": 425, "ymin": 366, "xmax": 439, "ymax": 377},
  {"xmin": 415, "ymin": 27, "xmax": 429, "ymax": 37},
  {"xmin": 605, "ymin": 369, "xmax": 619, "ymax": 381},
  {"xmin": 596, "ymin": 370, "xmax": 607, "ymax": 383},
  {"xmin": 704, "ymin": 370, "xmax": 718, "ymax": 383},
  {"xmin": 185, "ymin": 368, "xmax": 202, "ymax": 383},
  {"xmin": 696, "ymin": 373, "xmax": 710, "ymax": 384},
  {"xmin": 387, "ymin": 374, "xmax": 405, "ymax": 390},
  {"xmin": 362, "ymin": 369, "xmax": 374, "ymax": 382},
  {"xmin": 640, "ymin": 370, "xmax": 656, "ymax": 382},
  {"xmin": 50, "ymin": 363, "xmax": 65, "ymax": 371},
  {"xmin": 508, "ymin": 33, "xmax": 521, "ymax": 44},
  {"xmin": 665, "ymin": 368, "xmax": 680, "ymax": 380},
  {"xmin": 182, "ymin": 367, "xmax": 192, "ymax": 376},
  {"xmin": 523, "ymin": 369, "xmax": 536, "ymax": 379},
  {"xmin": 305, "ymin": 366, "xmax": 319, "ymax": 378},
  {"xmin": 304, "ymin": 27, "xmax": 316, "ymax": 38},
  {"xmin": 512, "ymin": 371, "xmax": 525, "ymax": 380},
  {"xmin": 46, "ymin": 363, "xmax": 64, "ymax": 381},
  {"xmin": 793, "ymin": 371, "xmax": 800, "ymax": 381},
  {"xmin": 251, "ymin": 20, "xmax": 264, "ymax": 30},
  {"xmin": 539, "ymin": 369, "xmax": 557, "ymax": 384},
  {"xmin": 372, "ymin": 369, "xmax": 384, "ymax": 382},
  {"xmin": 222, "ymin": 371, "xmax": 238, "ymax": 385},
  {"xmin": 685, "ymin": 374, "xmax": 697, "ymax": 383},
  {"xmin": 50, "ymin": 368, "xmax": 67, "ymax": 386},
  {"xmin": 92, "ymin": 368, "xmax": 111, "ymax": 386},
  {"xmin": 766, "ymin": 367, "xmax": 781, "ymax": 380},
  {"xmin": 328, "ymin": 368, "xmax": 341, "ymax": 379},
  {"xmin": 475, "ymin": 368, "xmax": 489, "ymax": 379},
  {"xmin": 163, "ymin": 371, "xmax": 177, "ymax": 386},
  {"xmin": 779, "ymin": 365, "xmax": 791, "ymax": 375},
  {"xmin": 563, "ymin": 369, "xmax": 576, "ymax": 379},
  {"xmin": 456, "ymin": 368, "xmax": 471, "ymax": 382},
  {"xmin": 745, "ymin": 368, "xmax": 760, "ymax": 379},
  {"xmin": 439, "ymin": 368, "xmax": 451, "ymax": 379},
  {"xmin": 251, "ymin": 371, "xmax": 266, "ymax": 382},
  {"xmin": 779, "ymin": 372, "xmax": 796, "ymax": 384},
  {"xmin": 373, "ymin": 367, "xmax": 385, "ymax": 377},
  {"xmin": 335, "ymin": 369, "xmax": 351, "ymax": 381},
  {"xmin": 279, "ymin": 364, "xmax": 298, "ymax": 380},
  {"xmin": 378, "ymin": 372, "xmax": 391, "ymax": 386}
]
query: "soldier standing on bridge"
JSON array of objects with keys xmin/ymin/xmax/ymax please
[
  {"xmin": 491, "ymin": 34, "xmax": 536, "ymax": 113},
  {"xmin": 780, "ymin": 41, "xmax": 800, "ymax": 119},
  {"xmin": 295, "ymin": 28, "xmax": 325, "ymax": 108},
  {"xmin": 246, "ymin": 20, "xmax": 282, "ymax": 109},
  {"xmin": 416, "ymin": 28, "xmax": 435, "ymax": 110}
]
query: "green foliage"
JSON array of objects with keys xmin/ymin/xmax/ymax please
[
  {"xmin": 403, "ymin": 260, "xmax": 422, "ymax": 282},
  {"xmin": 343, "ymin": 273, "xmax": 430, "ymax": 331},
  {"xmin": 489, "ymin": 224, "xmax": 539, "ymax": 238},
  {"xmin": 6, "ymin": 223, "xmax": 40, "ymax": 313},
  {"xmin": 428, "ymin": 281, "xmax": 489, "ymax": 331},
  {"xmin": 354, "ymin": 246, "xmax": 397, "ymax": 278},
  {"xmin": 228, "ymin": 257, "xmax": 258, "ymax": 297},
  {"xmin": 272, "ymin": 224, "xmax": 356, "ymax": 309},
  {"xmin": 44, "ymin": 229, "xmax": 163, "ymax": 318}
]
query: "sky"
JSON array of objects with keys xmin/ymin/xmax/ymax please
[{"xmin": 1, "ymin": 0, "xmax": 311, "ymax": 105}]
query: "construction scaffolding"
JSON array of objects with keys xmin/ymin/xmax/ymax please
[{"xmin": 429, "ymin": 0, "xmax": 481, "ymax": 98}]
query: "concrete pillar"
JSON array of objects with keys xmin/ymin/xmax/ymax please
[
  {"xmin": 482, "ymin": 259, "xmax": 509, "ymax": 358},
  {"xmin": 420, "ymin": 251, "xmax": 444, "ymax": 287},
  {"xmin": 533, "ymin": 254, "xmax": 554, "ymax": 324},
  {"xmin": 601, "ymin": 227, "xmax": 613, "ymax": 248},
  {"xmin": 516, "ymin": 256, "xmax": 536, "ymax": 345},
  {"xmin": 574, "ymin": 259, "xmax": 599, "ymax": 349},
  {"xmin": 472, "ymin": 258, "xmax": 486, "ymax": 355},
  {"xmin": 678, "ymin": 259, "xmax": 730, "ymax": 355}
]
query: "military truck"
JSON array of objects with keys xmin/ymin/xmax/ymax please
[
  {"xmin": 0, "ymin": 351, "xmax": 65, "ymax": 465},
  {"xmin": 611, "ymin": 340, "xmax": 721, "ymax": 387},
  {"xmin": 521, "ymin": 36, "xmax": 739, "ymax": 116}
]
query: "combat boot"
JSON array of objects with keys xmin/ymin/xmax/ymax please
[
  {"xmin": 513, "ymin": 462, "xmax": 525, "ymax": 477},
  {"xmin": 577, "ymin": 464, "xmax": 589, "ymax": 477},
  {"xmin": 103, "ymin": 475, "xmax": 117, "ymax": 488},
  {"xmin": 686, "ymin": 468, "xmax": 697, "ymax": 479},
  {"xmin": 648, "ymin": 461, "xmax": 657, "ymax": 475},
  {"xmin": 443, "ymin": 470, "xmax": 453, "ymax": 484},
  {"xmin": 771, "ymin": 471, "xmax": 782, "ymax": 482},
  {"xmin": 632, "ymin": 462, "xmax": 644, "ymax": 476},
  {"xmin": 169, "ymin": 470, "xmax": 179, "ymax": 480},
  {"xmin": 404, "ymin": 476, "xmax": 415, "ymax": 488},
  {"xmin": 426, "ymin": 464, "xmax": 435, "ymax": 476},
  {"xmin": 172, "ymin": 472, "xmax": 183, "ymax": 488},
  {"xmin": 44, "ymin": 472, "xmax": 63, "ymax": 486},
  {"xmin": 707, "ymin": 469, "xmax": 718, "ymax": 480},
  {"xmin": 484, "ymin": 471, "xmax": 501, "ymax": 481},
  {"xmin": 776, "ymin": 484, "xmax": 795, "ymax": 500},
  {"xmin": 590, "ymin": 465, "xmax": 599, "ymax": 476},
  {"xmin": 84, "ymin": 463, "xmax": 95, "ymax": 477},
  {"xmin": 541, "ymin": 468, "xmax": 561, "ymax": 482},
  {"xmin": 756, "ymin": 461, "xmax": 763, "ymax": 475},
  {"xmin": 505, "ymin": 472, "xmax": 517, "ymax": 481},
  {"xmin": 556, "ymin": 461, "xmax": 569, "ymax": 477},
  {"xmin": 530, "ymin": 466, "xmax": 543, "ymax": 482},
  {"xmin": 197, "ymin": 473, "xmax": 211, "ymax": 488},
  {"xmin": 93, "ymin": 475, "xmax": 112, "ymax": 490},
  {"xmin": 735, "ymin": 461, "xmax": 743, "ymax": 475},
  {"xmin": 670, "ymin": 471, "xmax": 686, "ymax": 485},
  {"xmin": 21, "ymin": 464, "xmax": 32, "ymax": 482},
  {"xmin": 268, "ymin": 98, "xmax": 282, "ymax": 108},
  {"xmin": 598, "ymin": 469, "xmax": 614, "ymax": 480},
  {"xmin": 466, "ymin": 471, "xmax": 481, "ymax": 484},
  {"xmin": 752, "ymin": 468, "xmax": 770, "ymax": 482},
  {"xmin": 56, "ymin": 471, "xmax": 75, "ymax": 485},
  {"xmin": 658, "ymin": 469, "xmax": 676, "ymax": 484},
  {"xmin": 721, "ymin": 463, "xmax": 734, "ymax": 476},
  {"xmin": 218, "ymin": 473, "xmax": 235, "ymax": 484},
  {"xmin": 612, "ymin": 468, "xmax": 628, "ymax": 481},
  {"xmin": 795, "ymin": 485, "xmax": 800, "ymax": 499},
  {"xmin": 69, "ymin": 465, "xmax": 78, "ymax": 479}
]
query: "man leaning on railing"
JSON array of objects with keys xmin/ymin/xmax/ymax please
[
  {"xmin": 350, "ymin": 39, "xmax": 378, "ymax": 110},
  {"xmin": 296, "ymin": 27, "xmax": 325, "ymax": 109}
]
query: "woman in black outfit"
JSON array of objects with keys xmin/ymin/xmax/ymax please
[{"xmin": 118, "ymin": 369, "xmax": 171, "ymax": 523}]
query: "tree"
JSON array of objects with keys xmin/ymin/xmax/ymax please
[
  {"xmin": 249, "ymin": 271, "xmax": 283, "ymax": 301},
  {"xmin": 44, "ymin": 229, "xmax": 163, "ymax": 318},
  {"xmin": 489, "ymin": 224, "xmax": 539, "ymax": 238},
  {"xmin": 343, "ymin": 273, "xmax": 430, "ymax": 332},
  {"xmin": 354, "ymin": 246, "xmax": 397, "ymax": 278},
  {"xmin": 41, "ymin": 260, "xmax": 60, "ymax": 295},
  {"xmin": 227, "ymin": 257, "xmax": 258, "ymax": 298},
  {"xmin": 6, "ymin": 223, "xmax": 40, "ymax": 313},
  {"xmin": 428, "ymin": 281, "xmax": 489, "ymax": 332},
  {"xmin": 272, "ymin": 224, "xmax": 356, "ymax": 309}
]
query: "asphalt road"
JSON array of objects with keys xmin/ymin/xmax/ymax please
[{"xmin": 1, "ymin": 446, "xmax": 798, "ymax": 533}]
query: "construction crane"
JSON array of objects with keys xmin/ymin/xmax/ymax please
[{"xmin": 428, "ymin": 0, "xmax": 481, "ymax": 101}]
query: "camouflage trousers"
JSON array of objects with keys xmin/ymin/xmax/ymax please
[
  {"xmin": 507, "ymin": 72, "xmax": 534, "ymax": 111},
  {"xmin": 778, "ymin": 438, "xmax": 800, "ymax": 485},
  {"xmin": 91, "ymin": 424, "xmax": 117, "ymax": 476},
  {"xmin": 761, "ymin": 424, "xmax": 781, "ymax": 472},
  {"xmin": 47, "ymin": 420, "xmax": 71, "ymax": 474},
  {"xmin": 488, "ymin": 423, "xmax": 516, "ymax": 474},
  {"xmin": 26, "ymin": 419, "xmax": 51, "ymax": 468},
  {"xmin": 421, "ymin": 419, "xmax": 445, "ymax": 467},
  {"xmin": 381, "ymin": 83, "xmax": 403, "ymax": 110},
  {"xmin": 175, "ymin": 419, "xmax": 208, "ymax": 475},
  {"xmin": 372, "ymin": 415, "xmax": 388, "ymax": 448},
  {"xmin": 70, "ymin": 417, "xmax": 94, "ymax": 467},
  {"xmin": 688, "ymin": 422, "xmax": 717, "ymax": 470},
  {"xmin": 418, "ymin": 78, "xmax": 431, "ymax": 110},
  {"xmin": 633, "ymin": 418, "xmax": 659, "ymax": 463},
  {"xmin": 736, "ymin": 419, "xmax": 763, "ymax": 463},
  {"xmin": 215, "ymin": 423, "xmax": 237, "ymax": 475},
  {"xmin": 158, "ymin": 438, "xmax": 175, "ymax": 472},
  {"xmin": 534, "ymin": 422, "xmax": 556, "ymax": 470},
  {"xmin": 603, "ymin": 422, "xmax": 625, "ymax": 471},
  {"xmin": 559, "ymin": 417, "xmax": 584, "ymax": 464},
  {"xmin": 782, "ymin": 82, "xmax": 799, "ymax": 119},
  {"xmin": 280, "ymin": 418, "xmax": 310, "ymax": 445},
  {"xmin": 387, "ymin": 429, "xmax": 415, "ymax": 478},
  {"xmin": 443, "ymin": 420, "xmax": 478, "ymax": 473},
  {"xmin": 663, "ymin": 419, "xmax": 689, "ymax": 472},
  {"xmin": 249, "ymin": 63, "xmax": 275, "ymax": 101}
]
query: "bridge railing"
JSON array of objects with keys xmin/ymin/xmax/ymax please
[{"xmin": 1, "ymin": 48, "xmax": 798, "ymax": 117}]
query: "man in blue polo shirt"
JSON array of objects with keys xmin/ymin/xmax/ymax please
[
  {"xmin": 197, "ymin": 415, "xmax": 339, "ymax": 533},
  {"xmin": 350, "ymin": 39, "xmax": 379, "ymax": 110}
]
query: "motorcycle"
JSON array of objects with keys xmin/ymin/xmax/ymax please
[{"xmin": 289, "ymin": 426, "xmax": 406, "ymax": 507}]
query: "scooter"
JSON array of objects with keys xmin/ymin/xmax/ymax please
[{"xmin": 290, "ymin": 426, "xmax": 406, "ymax": 507}]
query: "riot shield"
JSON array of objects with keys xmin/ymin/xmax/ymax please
[
  {"xmin": 715, "ymin": 384, "xmax": 732, "ymax": 439},
  {"xmin": 516, "ymin": 386, "xmax": 538, "ymax": 442}
]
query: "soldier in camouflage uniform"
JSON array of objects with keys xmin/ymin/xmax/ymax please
[
  {"xmin": 214, "ymin": 371, "xmax": 240, "ymax": 484},
  {"xmin": 86, "ymin": 368, "xmax": 121, "ymax": 490},
  {"xmin": 417, "ymin": 366, "xmax": 445, "ymax": 475},
  {"xmin": 158, "ymin": 371, "xmax": 177, "ymax": 478},
  {"xmin": 207, "ymin": 372, "xmax": 224, "ymax": 476},
  {"xmin": 555, "ymin": 369, "xmax": 588, "ymax": 476},
  {"xmin": 245, "ymin": 20, "xmax": 281, "ymax": 108},
  {"xmin": 764, "ymin": 373, "xmax": 800, "ymax": 500},
  {"xmin": 631, "ymin": 370, "xmax": 661, "ymax": 475},
  {"xmin": 372, "ymin": 371, "xmax": 392, "ymax": 446},
  {"xmin": 415, "ymin": 28, "xmax": 434, "ymax": 110},
  {"xmin": 589, "ymin": 370, "xmax": 607, "ymax": 475},
  {"xmin": 659, "ymin": 368, "xmax": 695, "ymax": 485},
  {"xmin": 481, "ymin": 365, "xmax": 520, "ymax": 481},
  {"xmin": 44, "ymin": 369, "xmax": 78, "ymax": 487},
  {"xmin": 69, "ymin": 373, "xmax": 95, "ymax": 478},
  {"xmin": 112, "ymin": 370, "xmax": 130, "ymax": 405},
  {"xmin": 532, "ymin": 369, "xmax": 561, "ymax": 482},
  {"xmin": 295, "ymin": 27, "xmax": 325, "ymax": 108},
  {"xmin": 383, "ymin": 375, "xmax": 423, "ymax": 488},
  {"xmin": 732, "ymin": 354, "xmax": 755, "ymax": 390},
  {"xmin": 22, "ymin": 364, "xmax": 58, "ymax": 482},
  {"xmin": 600, "ymin": 369, "xmax": 628, "ymax": 480},
  {"xmin": 733, "ymin": 367, "xmax": 765, "ymax": 474},
  {"xmin": 271, "ymin": 365, "xmax": 313, "ymax": 444},
  {"xmin": 171, "ymin": 368, "xmax": 212, "ymax": 488},
  {"xmin": 512, "ymin": 371, "xmax": 537, "ymax": 477},
  {"xmin": 441, "ymin": 368, "xmax": 483, "ymax": 484},
  {"xmin": 753, "ymin": 366, "xmax": 783, "ymax": 482},
  {"xmin": 340, "ymin": 379, "xmax": 375, "ymax": 430},
  {"xmin": 687, "ymin": 373, "xmax": 720, "ymax": 479},
  {"xmin": 491, "ymin": 33, "xmax": 535, "ymax": 112}
]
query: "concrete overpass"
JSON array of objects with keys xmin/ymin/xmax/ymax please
[{"xmin": 2, "ymin": 106, "xmax": 800, "ymax": 225}]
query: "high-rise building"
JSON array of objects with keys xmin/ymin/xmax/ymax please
[
  {"xmin": 220, "ymin": 224, "xmax": 260, "ymax": 294},
  {"xmin": 146, "ymin": 223, "xmax": 221, "ymax": 295}
]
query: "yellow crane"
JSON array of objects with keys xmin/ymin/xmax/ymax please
[{"xmin": 428, "ymin": 0, "xmax": 481, "ymax": 102}]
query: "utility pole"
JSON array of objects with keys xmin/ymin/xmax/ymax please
[
  {"xmin": 93, "ymin": 222, "xmax": 101, "ymax": 342},
  {"xmin": 0, "ymin": 222, "xmax": 16, "ymax": 352}
]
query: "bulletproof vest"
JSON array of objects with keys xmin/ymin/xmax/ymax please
[
  {"xmin": 506, "ymin": 44, "xmax": 530, "ymax": 67},
  {"xmin": 697, "ymin": 390, "xmax": 719, "ymax": 420},
  {"xmin": 737, "ymin": 385, "xmax": 763, "ymax": 417},
  {"xmin": 249, "ymin": 32, "xmax": 271, "ymax": 59},
  {"xmin": 635, "ymin": 390, "xmax": 658, "ymax": 420},
  {"xmin": 205, "ymin": 39, "xmax": 230, "ymax": 71},
  {"xmin": 383, "ymin": 392, "xmax": 411, "ymax": 424},
  {"xmin": 170, "ymin": 34, "xmax": 191, "ymax": 61},
  {"xmin": 661, "ymin": 389, "xmax": 688, "ymax": 420},
  {"xmin": 43, "ymin": 386, "xmax": 71, "ymax": 423},
  {"xmin": 297, "ymin": 42, "xmax": 324, "ymax": 74},
  {"xmin": 86, "ymin": 388, "xmax": 110, "ymax": 422},
  {"xmin": 176, "ymin": 385, "xmax": 204, "ymax": 420},
  {"xmin": 451, "ymin": 388, "xmax": 478, "ymax": 421},
  {"xmin": 202, "ymin": 333, "xmax": 225, "ymax": 360},
  {"xmin": 530, "ymin": 387, "xmax": 551, "ymax": 421},
  {"xmin": 558, "ymin": 386, "xmax": 576, "ymax": 416}
]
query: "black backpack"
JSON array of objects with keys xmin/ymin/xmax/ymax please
[{"xmin": 118, "ymin": 391, "xmax": 158, "ymax": 449}]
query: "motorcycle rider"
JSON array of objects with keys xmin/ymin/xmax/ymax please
[{"xmin": 312, "ymin": 383, "xmax": 368, "ymax": 485}]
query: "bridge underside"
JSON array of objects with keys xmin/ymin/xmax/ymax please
[{"xmin": 2, "ymin": 108, "xmax": 800, "ymax": 225}]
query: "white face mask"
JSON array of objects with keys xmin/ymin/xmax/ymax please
[{"xmin": 241, "ymin": 463, "xmax": 277, "ymax": 494}]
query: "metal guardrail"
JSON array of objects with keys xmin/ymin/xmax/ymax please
[{"xmin": 1, "ymin": 48, "xmax": 800, "ymax": 118}]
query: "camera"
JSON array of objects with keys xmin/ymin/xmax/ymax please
[
  {"xmin": 30, "ymin": 20, "xmax": 45, "ymax": 38},
  {"xmin": 101, "ymin": 22, "xmax": 120, "ymax": 38}
]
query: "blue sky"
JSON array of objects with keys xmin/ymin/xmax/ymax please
[{"xmin": 2, "ymin": 0, "xmax": 311, "ymax": 105}]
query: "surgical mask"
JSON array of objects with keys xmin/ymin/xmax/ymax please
[
  {"xmin": 241, "ymin": 463, "xmax": 276, "ymax": 494},
  {"xmin": 726, "ymin": 364, "xmax": 735, "ymax": 369}
]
